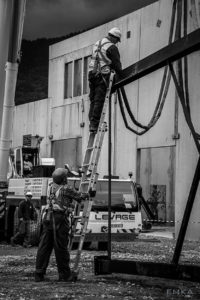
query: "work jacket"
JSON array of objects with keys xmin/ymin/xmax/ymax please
[
  {"xmin": 89, "ymin": 37, "xmax": 122, "ymax": 75},
  {"xmin": 46, "ymin": 182, "xmax": 83, "ymax": 213},
  {"xmin": 18, "ymin": 199, "xmax": 35, "ymax": 221}
]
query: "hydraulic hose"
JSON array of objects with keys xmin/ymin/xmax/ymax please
[
  {"xmin": 116, "ymin": 0, "xmax": 177, "ymax": 135},
  {"xmin": 169, "ymin": 62, "xmax": 200, "ymax": 154}
]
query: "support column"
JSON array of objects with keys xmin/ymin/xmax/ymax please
[{"xmin": 0, "ymin": 0, "xmax": 13, "ymax": 132}]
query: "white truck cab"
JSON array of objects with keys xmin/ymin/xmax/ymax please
[{"xmin": 67, "ymin": 177, "xmax": 142, "ymax": 244}]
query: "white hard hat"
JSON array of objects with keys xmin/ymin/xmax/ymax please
[
  {"xmin": 26, "ymin": 191, "xmax": 32, "ymax": 196},
  {"xmin": 108, "ymin": 27, "xmax": 121, "ymax": 41}
]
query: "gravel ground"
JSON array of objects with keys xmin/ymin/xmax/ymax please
[{"xmin": 0, "ymin": 232, "xmax": 200, "ymax": 300}]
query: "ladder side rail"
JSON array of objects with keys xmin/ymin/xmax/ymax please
[
  {"xmin": 89, "ymin": 123, "xmax": 107, "ymax": 178},
  {"xmin": 71, "ymin": 71, "xmax": 115, "ymax": 266},
  {"xmin": 73, "ymin": 198, "xmax": 94, "ymax": 272},
  {"xmin": 98, "ymin": 71, "xmax": 115, "ymax": 126},
  {"xmin": 87, "ymin": 72, "xmax": 114, "ymax": 172},
  {"xmin": 69, "ymin": 132, "xmax": 97, "ymax": 247}
]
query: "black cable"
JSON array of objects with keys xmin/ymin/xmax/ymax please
[
  {"xmin": 169, "ymin": 62, "xmax": 200, "ymax": 154},
  {"xmin": 117, "ymin": 0, "xmax": 176, "ymax": 135},
  {"xmin": 174, "ymin": 0, "xmax": 182, "ymax": 41},
  {"xmin": 183, "ymin": 0, "xmax": 191, "ymax": 115},
  {"xmin": 118, "ymin": 68, "xmax": 171, "ymax": 136},
  {"xmin": 120, "ymin": 87, "xmax": 148, "ymax": 129},
  {"xmin": 117, "ymin": 88, "xmax": 143, "ymax": 135},
  {"xmin": 176, "ymin": 0, "xmax": 200, "ymax": 141},
  {"xmin": 148, "ymin": 69, "xmax": 171, "ymax": 127}
]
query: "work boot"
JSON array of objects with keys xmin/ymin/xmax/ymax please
[
  {"xmin": 58, "ymin": 271, "xmax": 78, "ymax": 282},
  {"xmin": 89, "ymin": 124, "xmax": 98, "ymax": 133},
  {"xmin": 35, "ymin": 273, "xmax": 44, "ymax": 282}
]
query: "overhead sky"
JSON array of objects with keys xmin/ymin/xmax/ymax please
[{"xmin": 23, "ymin": 0, "xmax": 158, "ymax": 40}]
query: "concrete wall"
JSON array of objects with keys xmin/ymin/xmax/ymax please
[
  {"xmin": 12, "ymin": 0, "xmax": 200, "ymax": 240},
  {"xmin": 12, "ymin": 99, "xmax": 51, "ymax": 158}
]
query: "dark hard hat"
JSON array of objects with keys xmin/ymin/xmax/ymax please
[{"xmin": 52, "ymin": 168, "xmax": 68, "ymax": 184}]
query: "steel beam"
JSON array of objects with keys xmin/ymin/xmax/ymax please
[
  {"xmin": 94, "ymin": 29, "xmax": 200, "ymax": 285},
  {"xmin": 112, "ymin": 28, "xmax": 200, "ymax": 91},
  {"xmin": 94, "ymin": 256, "xmax": 200, "ymax": 282}
]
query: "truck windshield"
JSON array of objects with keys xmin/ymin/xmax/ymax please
[{"xmin": 69, "ymin": 178, "xmax": 139, "ymax": 212}]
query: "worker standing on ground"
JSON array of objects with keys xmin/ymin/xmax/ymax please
[
  {"xmin": 35, "ymin": 167, "xmax": 89, "ymax": 282},
  {"xmin": 11, "ymin": 191, "xmax": 35, "ymax": 248},
  {"xmin": 88, "ymin": 27, "xmax": 122, "ymax": 133}
]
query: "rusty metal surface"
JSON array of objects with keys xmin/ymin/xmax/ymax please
[{"xmin": 94, "ymin": 256, "xmax": 200, "ymax": 282}]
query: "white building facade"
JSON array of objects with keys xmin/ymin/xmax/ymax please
[{"xmin": 12, "ymin": 0, "xmax": 200, "ymax": 240}]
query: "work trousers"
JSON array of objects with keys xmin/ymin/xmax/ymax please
[
  {"xmin": 88, "ymin": 71, "xmax": 110, "ymax": 128},
  {"xmin": 35, "ymin": 212, "xmax": 71, "ymax": 279},
  {"xmin": 12, "ymin": 220, "xmax": 31, "ymax": 246}
]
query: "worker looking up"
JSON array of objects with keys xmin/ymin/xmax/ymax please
[
  {"xmin": 88, "ymin": 27, "xmax": 122, "ymax": 133},
  {"xmin": 35, "ymin": 168, "xmax": 89, "ymax": 282}
]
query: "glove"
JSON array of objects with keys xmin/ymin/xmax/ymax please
[{"xmin": 81, "ymin": 193, "xmax": 89, "ymax": 201}]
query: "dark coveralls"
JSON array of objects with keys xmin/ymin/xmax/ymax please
[
  {"xmin": 35, "ymin": 182, "xmax": 84, "ymax": 280},
  {"xmin": 11, "ymin": 199, "xmax": 35, "ymax": 246},
  {"xmin": 88, "ymin": 39, "xmax": 122, "ymax": 130}
]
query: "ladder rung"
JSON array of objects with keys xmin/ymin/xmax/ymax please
[
  {"xmin": 70, "ymin": 72, "xmax": 114, "ymax": 274},
  {"xmin": 82, "ymin": 164, "xmax": 90, "ymax": 168},
  {"xmin": 80, "ymin": 182, "xmax": 89, "ymax": 186},
  {"xmin": 86, "ymin": 147, "xmax": 94, "ymax": 151},
  {"xmin": 73, "ymin": 216, "xmax": 82, "ymax": 219}
]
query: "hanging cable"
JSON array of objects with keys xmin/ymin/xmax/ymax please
[
  {"xmin": 175, "ymin": 0, "xmax": 200, "ymax": 142},
  {"xmin": 191, "ymin": 0, "xmax": 200, "ymax": 29},
  {"xmin": 119, "ymin": 87, "xmax": 148, "ymax": 130},
  {"xmin": 117, "ymin": 88, "xmax": 143, "ymax": 135},
  {"xmin": 118, "ymin": 67, "xmax": 171, "ymax": 136},
  {"xmin": 183, "ymin": 0, "xmax": 191, "ymax": 115},
  {"xmin": 169, "ymin": 62, "xmax": 200, "ymax": 154},
  {"xmin": 116, "ymin": 0, "xmax": 177, "ymax": 135}
]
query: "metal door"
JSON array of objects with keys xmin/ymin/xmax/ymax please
[{"xmin": 137, "ymin": 146, "xmax": 175, "ymax": 224}]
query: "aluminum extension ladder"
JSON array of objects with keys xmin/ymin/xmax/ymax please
[{"xmin": 71, "ymin": 71, "xmax": 115, "ymax": 274}]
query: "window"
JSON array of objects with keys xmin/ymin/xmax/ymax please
[
  {"xmin": 64, "ymin": 55, "xmax": 91, "ymax": 99},
  {"xmin": 74, "ymin": 58, "xmax": 82, "ymax": 97},
  {"xmin": 64, "ymin": 62, "xmax": 72, "ymax": 98},
  {"xmin": 83, "ymin": 56, "xmax": 91, "ymax": 94},
  {"xmin": 51, "ymin": 137, "xmax": 82, "ymax": 170}
]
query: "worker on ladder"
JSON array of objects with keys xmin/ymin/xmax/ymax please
[
  {"xmin": 88, "ymin": 27, "xmax": 123, "ymax": 133},
  {"xmin": 35, "ymin": 168, "xmax": 89, "ymax": 282}
]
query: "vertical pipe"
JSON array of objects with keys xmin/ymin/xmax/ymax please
[
  {"xmin": 8, "ymin": 0, "xmax": 26, "ymax": 63},
  {"xmin": 0, "ymin": 62, "xmax": 18, "ymax": 183},
  {"xmin": 108, "ymin": 93, "xmax": 112, "ymax": 260},
  {"xmin": 113, "ymin": 92, "xmax": 117, "ymax": 175},
  {"xmin": 0, "ymin": 0, "xmax": 26, "ymax": 184},
  {"xmin": 0, "ymin": 0, "xmax": 13, "ymax": 132}
]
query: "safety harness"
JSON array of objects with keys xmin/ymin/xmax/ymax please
[
  {"xmin": 45, "ymin": 184, "xmax": 63, "ymax": 249},
  {"xmin": 89, "ymin": 38, "xmax": 115, "ymax": 87}
]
